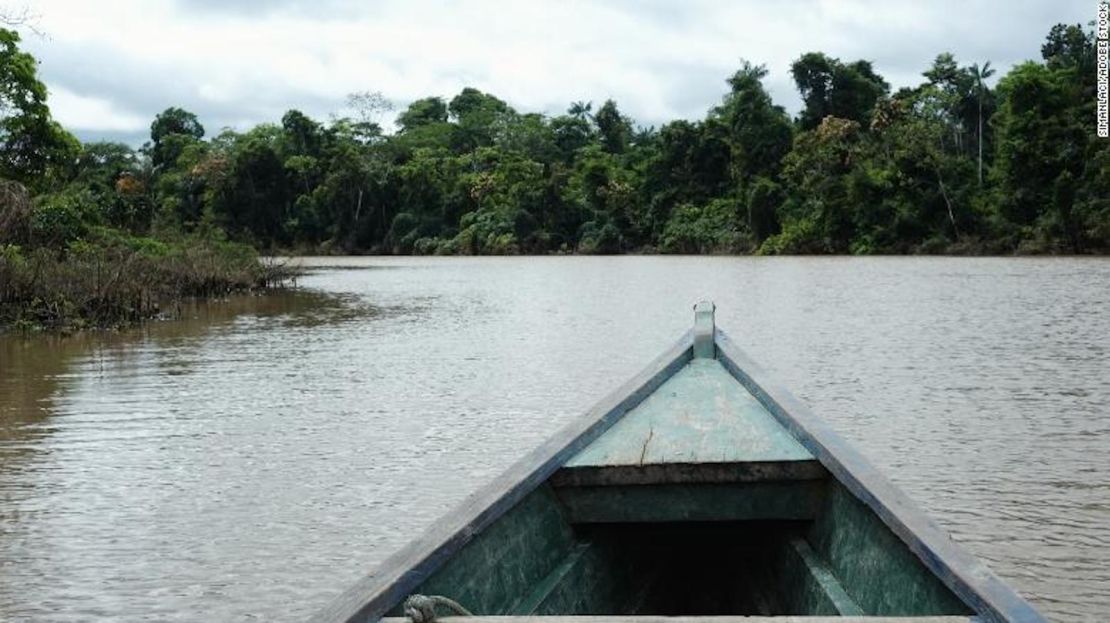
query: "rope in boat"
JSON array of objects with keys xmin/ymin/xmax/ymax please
[{"xmin": 403, "ymin": 594, "xmax": 473, "ymax": 623}]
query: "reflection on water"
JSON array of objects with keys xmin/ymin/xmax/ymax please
[{"xmin": 1, "ymin": 257, "xmax": 1108, "ymax": 621}]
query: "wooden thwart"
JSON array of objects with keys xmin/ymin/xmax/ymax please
[
  {"xmin": 550, "ymin": 459, "xmax": 826, "ymax": 487},
  {"xmin": 554, "ymin": 481, "xmax": 825, "ymax": 523},
  {"xmin": 384, "ymin": 613, "xmax": 981, "ymax": 617}
]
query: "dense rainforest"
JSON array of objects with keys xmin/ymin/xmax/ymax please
[{"xmin": 0, "ymin": 22, "xmax": 1107, "ymax": 329}]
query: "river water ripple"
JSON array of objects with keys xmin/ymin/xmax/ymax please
[{"xmin": 1, "ymin": 257, "xmax": 1107, "ymax": 621}]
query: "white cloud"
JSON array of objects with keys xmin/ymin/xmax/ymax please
[
  {"xmin": 46, "ymin": 85, "xmax": 148, "ymax": 132},
  {"xmin": 18, "ymin": 0, "xmax": 1094, "ymax": 144}
]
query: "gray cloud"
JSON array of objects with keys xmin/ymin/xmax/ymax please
[
  {"xmin": 30, "ymin": 37, "xmax": 347, "ymax": 145},
  {"xmin": 21, "ymin": 0, "xmax": 1095, "ymax": 146}
]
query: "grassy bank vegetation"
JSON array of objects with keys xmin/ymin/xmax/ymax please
[
  {"xmin": 0, "ymin": 180, "xmax": 289, "ymax": 332},
  {"xmin": 0, "ymin": 30, "xmax": 292, "ymax": 333},
  {"xmin": 0, "ymin": 239, "xmax": 288, "ymax": 333}
]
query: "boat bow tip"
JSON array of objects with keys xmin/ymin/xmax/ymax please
[{"xmin": 693, "ymin": 300, "xmax": 716, "ymax": 359}]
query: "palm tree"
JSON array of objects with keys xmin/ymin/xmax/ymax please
[
  {"xmin": 970, "ymin": 62, "xmax": 995, "ymax": 186},
  {"xmin": 568, "ymin": 101, "xmax": 593, "ymax": 121}
]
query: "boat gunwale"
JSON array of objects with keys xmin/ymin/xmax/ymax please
[
  {"xmin": 714, "ymin": 328, "xmax": 1044, "ymax": 623},
  {"xmin": 308, "ymin": 331, "xmax": 696, "ymax": 623},
  {"xmin": 310, "ymin": 320, "xmax": 1046, "ymax": 623}
]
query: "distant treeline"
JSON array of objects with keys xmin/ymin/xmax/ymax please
[{"xmin": 1, "ymin": 22, "xmax": 1107, "ymax": 259}]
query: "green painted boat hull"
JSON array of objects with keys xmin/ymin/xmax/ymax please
[
  {"xmin": 392, "ymin": 481, "xmax": 968, "ymax": 617},
  {"xmin": 312, "ymin": 302, "xmax": 1044, "ymax": 623}
]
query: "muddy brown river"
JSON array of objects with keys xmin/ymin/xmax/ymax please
[{"xmin": 1, "ymin": 257, "xmax": 1107, "ymax": 621}]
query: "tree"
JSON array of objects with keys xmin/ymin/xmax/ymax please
[
  {"xmin": 868, "ymin": 89, "xmax": 975, "ymax": 245},
  {"xmin": 747, "ymin": 177, "xmax": 783, "ymax": 242},
  {"xmin": 992, "ymin": 23, "xmax": 1103, "ymax": 253},
  {"xmin": 773, "ymin": 116, "xmax": 864, "ymax": 252},
  {"xmin": 1041, "ymin": 23, "xmax": 1095, "ymax": 73},
  {"xmin": 715, "ymin": 61, "xmax": 794, "ymax": 183},
  {"xmin": 660, "ymin": 198, "xmax": 747, "ymax": 253},
  {"xmin": 550, "ymin": 114, "xmax": 592, "ymax": 162},
  {"xmin": 346, "ymin": 91, "xmax": 393, "ymax": 124},
  {"xmin": 281, "ymin": 109, "xmax": 323, "ymax": 156},
  {"xmin": 642, "ymin": 119, "xmax": 730, "ymax": 232},
  {"xmin": 71, "ymin": 141, "xmax": 147, "ymax": 229},
  {"xmin": 969, "ymin": 62, "xmax": 995, "ymax": 185},
  {"xmin": 922, "ymin": 53, "xmax": 961, "ymax": 87},
  {"xmin": 226, "ymin": 129, "xmax": 290, "ymax": 246},
  {"xmin": 345, "ymin": 91, "xmax": 392, "ymax": 141},
  {"xmin": 594, "ymin": 99, "xmax": 631, "ymax": 154},
  {"xmin": 396, "ymin": 97, "xmax": 448, "ymax": 132},
  {"xmin": 568, "ymin": 101, "xmax": 592, "ymax": 121},
  {"xmin": 448, "ymin": 87, "xmax": 510, "ymax": 152},
  {"xmin": 149, "ymin": 107, "xmax": 204, "ymax": 168},
  {"xmin": 791, "ymin": 52, "xmax": 889, "ymax": 129},
  {"xmin": 5, "ymin": 20, "xmax": 1106, "ymax": 260},
  {"xmin": 921, "ymin": 54, "xmax": 971, "ymax": 154},
  {"xmin": 0, "ymin": 28, "xmax": 78, "ymax": 187}
]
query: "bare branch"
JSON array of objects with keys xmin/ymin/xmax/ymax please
[
  {"xmin": 0, "ymin": 4, "xmax": 45, "ymax": 37},
  {"xmin": 345, "ymin": 91, "xmax": 393, "ymax": 125},
  {"xmin": 0, "ymin": 179, "xmax": 32, "ymax": 245}
]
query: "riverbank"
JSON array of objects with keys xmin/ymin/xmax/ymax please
[
  {"xmin": 269, "ymin": 233, "xmax": 1105, "ymax": 258},
  {"xmin": 0, "ymin": 232, "xmax": 296, "ymax": 334}
]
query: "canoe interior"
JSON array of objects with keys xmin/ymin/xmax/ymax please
[{"xmin": 387, "ymin": 357, "xmax": 972, "ymax": 618}]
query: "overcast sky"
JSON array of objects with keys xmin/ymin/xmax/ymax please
[{"xmin": 15, "ymin": 0, "xmax": 1094, "ymax": 145}]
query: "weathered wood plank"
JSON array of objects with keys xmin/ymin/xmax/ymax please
[
  {"xmin": 554, "ymin": 481, "xmax": 825, "ymax": 523},
  {"xmin": 550, "ymin": 459, "xmax": 826, "ymax": 487},
  {"xmin": 381, "ymin": 616, "xmax": 979, "ymax": 623},
  {"xmin": 508, "ymin": 543, "xmax": 590, "ymax": 615},
  {"xmin": 807, "ymin": 481, "xmax": 969, "ymax": 615},
  {"xmin": 309, "ymin": 332, "xmax": 695, "ymax": 623},
  {"xmin": 783, "ymin": 536, "xmax": 864, "ymax": 615},
  {"xmin": 714, "ymin": 329, "xmax": 1045, "ymax": 623},
  {"xmin": 565, "ymin": 360, "xmax": 812, "ymax": 469},
  {"xmin": 400, "ymin": 485, "xmax": 577, "ymax": 617}
]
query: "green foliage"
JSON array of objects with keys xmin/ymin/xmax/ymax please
[
  {"xmin": 775, "ymin": 116, "xmax": 862, "ymax": 252},
  {"xmin": 397, "ymin": 97, "xmax": 449, "ymax": 132},
  {"xmin": 1041, "ymin": 23, "xmax": 1096, "ymax": 72},
  {"xmin": 149, "ymin": 106, "xmax": 204, "ymax": 168},
  {"xmin": 0, "ymin": 18, "xmax": 1106, "ymax": 310},
  {"xmin": 716, "ymin": 61, "xmax": 794, "ymax": 182},
  {"xmin": 991, "ymin": 38, "xmax": 1105, "ymax": 252},
  {"xmin": 456, "ymin": 208, "xmax": 519, "ymax": 255},
  {"xmin": 449, "ymin": 87, "xmax": 510, "ymax": 152},
  {"xmin": 577, "ymin": 220, "xmax": 622, "ymax": 254},
  {"xmin": 0, "ymin": 28, "xmax": 80, "ymax": 189},
  {"xmin": 791, "ymin": 52, "xmax": 889, "ymax": 129},
  {"xmin": 31, "ymin": 188, "xmax": 99, "ymax": 246},
  {"xmin": 594, "ymin": 100, "xmax": 632, "ymax": 154},
  {"xmin": 747, "ymin": 177, "xmax": 782, "ymax": 242},
  {"xmin": 759, "ymin": 215, "xmax": 823, "ymax": 255},
  {"xmin": 660, "ymin": 198, "xmax": 749, "ymax": 254}
]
